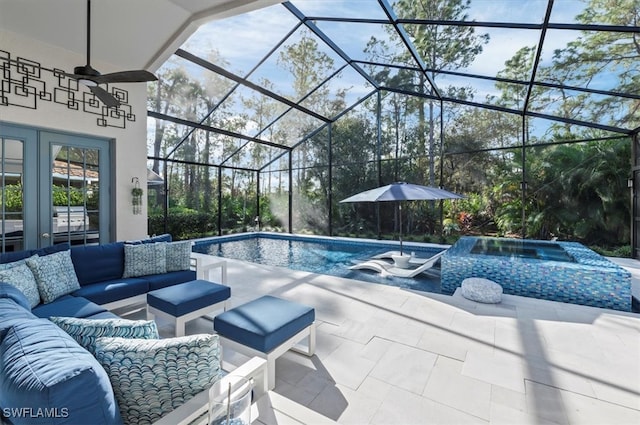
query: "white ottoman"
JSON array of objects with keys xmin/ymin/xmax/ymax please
[{"xmin": 461, "ymin": 278, "xmax": 503, "ymax": 303}]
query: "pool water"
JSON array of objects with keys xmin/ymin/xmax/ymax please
[
  {"xmin": 192, "ymin": 234, "xmax": 445, "ymax": 293},
  {"xmin": 471, "ymin": 238, "xmax": 575, "ymax": 262}
]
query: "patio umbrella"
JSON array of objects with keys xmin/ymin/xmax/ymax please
[{"xmin": 340, "ymin": 182, "xmax": 464, "ymax": 255}]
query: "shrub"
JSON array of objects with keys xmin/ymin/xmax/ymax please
[{"xmin": 148, "ymin": 211, "xmax": 217, "ymax": 241}]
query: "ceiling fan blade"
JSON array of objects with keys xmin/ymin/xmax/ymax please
[
  {"xmin": 89, "ymin": 85, "xmax": 120, "ymax": 108},
  {"xmin": 93, "ymin": 70, "xmax": 158, "ymax": 84}
]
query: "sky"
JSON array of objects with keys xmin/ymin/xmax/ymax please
[
  {"xmin": 180, "ymin": 0, "xmax": 591, "ymax": 101},
  {"xmin": 149, "ymin": 0, "xmax": 628, "ymax": 154}
]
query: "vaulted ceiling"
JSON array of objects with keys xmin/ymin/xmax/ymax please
[{"xmin": 0, "ymin": 0, "xmax": 281, "ymax": 71}]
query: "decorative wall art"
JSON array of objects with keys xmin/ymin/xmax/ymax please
[{"xmin": 0, "ymin": 50, "xmax": 136, "ymax": 129}]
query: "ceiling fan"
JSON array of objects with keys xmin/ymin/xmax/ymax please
[{"xmin": 64, "ymin": 0, "xmax": 157, "ymax": 108}]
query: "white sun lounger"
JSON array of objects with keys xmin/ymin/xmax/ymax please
[
  {"xmin": 350, "ymin": 250, "xmax": 446, "ymax": 278},
  {"xmin": 372, "ymin": 250, "xmax": 432, "ymax": 265}
]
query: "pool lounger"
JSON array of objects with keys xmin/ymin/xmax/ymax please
[
  {"xmin": 373, "ymin": 250, "xmax": 433, "ymax": 265},
  {"xmin": 351, "ymin": 250, "xmax": 446, "ymax": 278}
]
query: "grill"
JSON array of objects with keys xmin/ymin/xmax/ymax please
[{"xmin": 52, "ymin": 206, "xmax": 89, "ymax": 233}]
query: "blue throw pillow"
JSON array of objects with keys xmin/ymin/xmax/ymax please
[
  {"xmin": 26, "ymin": 250, "xmax": 80, "ymax": 304},
  {"xmin": 94, "ymin": 334, "xmax": 221, "ymax": 425},
  {"xmin": 49, "ymin": 317, "xmax": 159, "ymax": 355},
  {"xmin": 122, "ymin": 242, "xmax": 167, "ymax": 278},
  {"xmin": 0, "ymin": 260, "xmax": 40, "ymax": 308},
  {"xmin": 166, "ymin": 241, "xmax": 192, "ymax": 272}
]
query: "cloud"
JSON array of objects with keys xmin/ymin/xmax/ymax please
[
  {"xmin": 183, "ymin": 4, "xmax": 299, "ymax": 76},
  {"xmin": 175, "ymin": 0, "xmax": 586, "ymax": 113}
]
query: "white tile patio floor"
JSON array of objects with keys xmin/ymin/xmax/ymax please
[{"xmin": 127, "ymin": 256, "xmax": 640, "ymax": 425}]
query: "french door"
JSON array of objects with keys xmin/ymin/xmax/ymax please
[{"xmin": 0, "ymin": 123, "xmax": 111, "ymax": 252}]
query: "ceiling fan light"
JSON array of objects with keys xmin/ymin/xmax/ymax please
[{"xmin": 79, "ymin": 78, "xmax": 98, "ymax": 87}]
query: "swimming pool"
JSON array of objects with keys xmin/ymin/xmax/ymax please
[{"xmin": 192, "ymin": 233, "xmax": 446, "ymax": 293}]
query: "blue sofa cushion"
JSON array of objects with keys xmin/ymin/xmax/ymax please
[
  {"xmin": 144, "ymin": 269, "xmax": 196, "ymax": 291},
  {"xmin": 0, "ymin": 256, "xmax": 29, "ymax": 271},
  {"xmin": 94, "ymin": 333, "xmax": 220, "ymax": 425},
  {"xmin": 0, "ymin": 281, "xmax": 32, "ymax": 311},
  {"xmin": 50, "ymin": 316, "xmax": 159, "ymax": 355},
  {"xmin": 0, "ymin": 319, "xmax": 122, "ymax": 425},
  {"xmin": 26, "ymin": 250, "xmax": 80, "ymax": 304},
  {"xmin": 122, "ymin": 243, "xmax": 167, "ymax": 278},
  {"xmin": 71, "ymin": 242, "xmax": 125, "ymax": 286},
  {"xmin": 35, "ymin": 242, "xmax": 71, "ymax": 257},
  {"xmin": 213, "ymin": 295, "xmax": 315, "ymax": 353},
  {"xmin": 0, "ymin": 250, "xmax": 33, "ymax": 264},
  {"xmin": 0, "ymin": 262, "xmax": 41, "ymax": 308},
  {"xmin": 84, "ymin": 311, "xmax": 120, "ymax": 320},
  {"xmin": 125, "ymin": 233, "xmax": 172, "ymax": 245},
  {"xmin": 148, "ymin": 279, "xmax": 230, "ymax": 317},
  {"xmin": 0, "ymin": 243, "xmax": 70, "ymax": 265},
  {"xmin": 72, "ymin": 278, "xmax": 149, "ymax": 305},
  {"xmin": 32, "ymin": 295, "xmax": 107, "ymax": 319}
]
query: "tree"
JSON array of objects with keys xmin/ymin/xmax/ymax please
[
  {"xmin": 392, "ymin": 0, "xmax": 489, "ymax": 186},
  {"xmin": 147, "ymin": 62, "xmax": 191, "ymax": 175},
  {"xmin": 526, "ymin": 138, "xmax": 630, "ymax": 244},
  {"xmin": 546, "ymin": 0, "xmax": 640, "ymax": 133},
  {"xmin": 274, "ymin": 31, "xmax": 347, "ymax": 232}
]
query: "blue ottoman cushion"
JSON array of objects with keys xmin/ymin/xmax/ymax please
[
  {"xmin": 147, "ymin": 279, "xmax": 230, "ymax": 317},
  {"xmin": 0, "ymin": 319, "xmax": 122, "ymax": 425},
  {"xmin": 32, "ymin": 295, "xmax": 107, "ymax": 319},
  {"xmin": 214, "ymin": 295, "xmax": 315, "ymax": 353}
]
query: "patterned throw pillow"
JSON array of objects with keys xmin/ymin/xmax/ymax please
[
  {"xmin": 94, "ymin": 333, "xmax": 221, "ymax": 425},
  {"xmin": 166, "ymin": 241, "xmax": 192, "ymax": 272},
  {"xmin": 0, "ymin": 260, "xmax": 41, "ymax": 308},
  {"xmin": 122, "ymin": 242, "xmax": 167, "ymax": 278},
  {"xmin": 0, "ymin": 257, "xmax": 29, "ymax": 271},
  {"xmin": 49, "ymin": 316, "xmax": 159, "ymax": 354},
  {"xmin": 26, "ymin": 250, "xmax": 80, "ymax": 304}
]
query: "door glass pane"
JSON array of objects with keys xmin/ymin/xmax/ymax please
[
  {"xmin": 51, "ymin": 145, "xmax": 100, "ymax": 245},
  {"xmin": 0, "ymin": 138, "xmax": 25, "ymax": 252}
]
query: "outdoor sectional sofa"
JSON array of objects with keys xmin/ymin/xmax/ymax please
[
  {"xmin": 0, "ymin": 235, "xmax": 266, "ymax": 425},
  {"xmin": 0, "ymin": 233, "xmax": 194, "ymax": 316}
]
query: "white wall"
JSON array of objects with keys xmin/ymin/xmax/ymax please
[{"xmin": 0, "ymin": 29, "xmax": 149, "ymax": 240}]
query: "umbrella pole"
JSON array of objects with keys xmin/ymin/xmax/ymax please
[{"xmin": 398, "ymin": 203, "xmax": 403, "ymax": 256}]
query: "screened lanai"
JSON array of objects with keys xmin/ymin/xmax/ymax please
[{"xmin": 147, "ymin": 0, "xmax": 640, "ymax": 255}]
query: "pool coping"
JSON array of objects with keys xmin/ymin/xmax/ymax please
[{"xmin": 192, "ymin": 231, "xmax": 451, "ymax": 252}]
